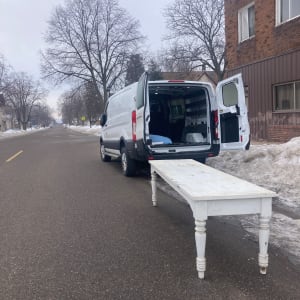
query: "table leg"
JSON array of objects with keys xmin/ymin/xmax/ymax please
[
  {"xmin": 258, "ymin": 216, "xmax": 270, "ymax": 274},
  {"xmin": 195, "ymin": 219, "xmax": 207, "ymax": 279},
  {"xmin": 151, "ymin": 169, "xmax": 157, "ymax": 207}
]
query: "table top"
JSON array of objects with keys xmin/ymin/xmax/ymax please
[{"xmin": 149, "ymin": 160, "xmax": 277, "ymax": 201}]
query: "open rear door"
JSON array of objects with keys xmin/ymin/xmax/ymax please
[
  {"xmin": 135, "ymin": 72, "xmax": 149, "ymax": 143},
  {"xmin": 216, "ymin": 74, "xmax": 250, "ymax": 151}
]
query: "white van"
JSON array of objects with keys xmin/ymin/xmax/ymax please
[{"xmin": 99, "ymin": 72, "xmax": 250, "ymax": 176}]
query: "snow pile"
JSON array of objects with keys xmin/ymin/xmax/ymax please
[
  {"xmin": 207, "ymin": 137, "xmax": 300, "ymax": 265},
  {"xmin": 207, "ymin": 137, "xmax": 300, "ymax": 208},
  {"xmin": 0, "ymin": 127, "xmax": 46, "ymax": 139},
  {"xmin": 67, "ymin": 125, "xmax": 101, "ymax": 136},
  {"xmin": 234, "ymin": 212, "xmax": 300, "ymax": 265}
]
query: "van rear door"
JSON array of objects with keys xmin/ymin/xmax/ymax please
[
  {"xmin": 135, "ymin": 72, "xmax": 149, "ymax": 143},
  {"xmin": 216, "ymin": 74, "xmax": 250, "ymax": 151}
]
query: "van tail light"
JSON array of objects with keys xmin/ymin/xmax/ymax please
[
  {"xmin": 213, "ymin": 110, "xmax": 219, "ymax": 140},
  {"xmin": 132, "ymin": 110, "xmax": 137, "ymax": 142}
]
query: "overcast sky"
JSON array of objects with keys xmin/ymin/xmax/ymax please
[{"xmin": 0, "ymin": 0, "xmax": 172, "ymax": 116}]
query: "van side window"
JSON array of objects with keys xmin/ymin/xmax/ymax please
[
  {"xmin": 136, "ymin": 80, "xmax": 144, "ymax": 109},
  {"xmin": 222, "ymin": 82, "xmax": 238, "ymax": 107}
]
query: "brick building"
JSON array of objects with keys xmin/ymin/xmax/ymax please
[{"xmin": 225, "ymin": 0, "xmax": 300, "ymax": 141}]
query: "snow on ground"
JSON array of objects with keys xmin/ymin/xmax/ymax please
[
  {"xmin": 207, "ymin": 138, "xmax": 300, "ymax": 209},
  {"xmin": 0, "ymin": 127, "xmax": 47, "ymax": 140},
  {"xmin": 68, "ymin": 125, "xmax": 300, "ymax": 266},
  {"xmin": 67, "ymin": 125, "xmax": 101, "ymax": 136},
  {"xmin": 206, "ymin": 138, "xmax": 300, "ymax": 266}
]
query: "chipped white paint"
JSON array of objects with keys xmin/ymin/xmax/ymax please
[{"xmin": 149, "ymin": 159, "xmax": 277, "ymax": 279}]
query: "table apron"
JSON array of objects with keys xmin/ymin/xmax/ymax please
[{"xmin": 189, "ymin": 198, "xmax": 272, "ymax": 218}]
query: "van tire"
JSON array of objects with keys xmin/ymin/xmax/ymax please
[
  {"xmin": 121, "ymin": 147, "xmax": 136, "ymax": 177},
  {"xmin": 100, "ymin": 142, "xmax": 111, "ymax": 162}
]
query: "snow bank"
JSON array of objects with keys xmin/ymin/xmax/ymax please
[
  {"xmin": 207, "ymin": 137, "xmax": 300, "ymax": 208},
  {"xmin": 67, "ymin": 125, "xmax": 101, "ymax": 136},
  {"xmin": 207, "ymin": 137, "xmax": 300, "ymax": 265},
  {"xmin": 0, "ymin": 127, "xmax": 47, "ymax": 139}
]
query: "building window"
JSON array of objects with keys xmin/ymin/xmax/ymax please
[
  {"xmin": 274, "ymin": 81, "xmax": 300, "ymax": 111},
  {"xmin": 238, "ymin": 3, "xmax": 255, "ymax": 42},
  {"xmin": 276, "ymin": 0, "xmax": 300, "ymax": 24}
]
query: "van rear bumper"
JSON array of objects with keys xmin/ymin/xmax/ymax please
[
  {"xmin": 149, "ymin": 146, "xmax": 219, "ymax": 161},
  {"xmin": 127, "ymin": 140, "xmax": 220, "ymax": 162}
]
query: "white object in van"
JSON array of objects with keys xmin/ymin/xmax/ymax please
[{"xmin": 185, "ymin": 132, "xmax": 205, "ymax": 143}]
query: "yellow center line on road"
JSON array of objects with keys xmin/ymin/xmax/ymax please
[{"xmin": 6, "ymin": 150, "xmax": 24, "ymax": 163}]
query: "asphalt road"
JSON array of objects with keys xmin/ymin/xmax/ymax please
[{"xmin": 0, "ymin": 127, "xmax": 299, "ymax": 300}]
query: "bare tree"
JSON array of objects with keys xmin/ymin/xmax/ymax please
[
  {"xmin": 147, "ymin": 58, "xmax": 163, "ymax": 81},
  {"xmin": 58, "ymin": 87, "xmax": 86, "ymax": 125},
  {"xmin": 164, "ymin": 0, "xmax": 226, "ymax": 80},
  {"xmin": 0, "ymin": 56, "xmax": 6, "ymax": 93},
  {"xmin": 30, "ymin": 104, "xmax": 54, "ymax": 127},
  {"xmin": 0, "ymin": 54, "xmax": 11, "ymax": 94},
  {"xmin": 42, "ymin": 0, "xmax": 144, "ymax": 105},
  {"xmin": 58, "ymin": 94, "xmax": 74, "ymax": 125},
  {"xmin": 0, "ymin": 56, "xmax": 5, "ymax": 105},
  {"xmin": 125, "ymin": 54, "xmax": 145, "ymax": 86},
  {"xmin": 5, "ymin": 72, "xmax": 47, "ymax": 130},
  {"xmin": 82, "ymin": 81, "xmax": 103, "ymax": 126},
  {"xmin": 161, "ymin": 43, "xmax": 196, "ymax": 73},
  {"xmin": 58, "ymin": 81, "xmax": 103, "ymax": 126}
]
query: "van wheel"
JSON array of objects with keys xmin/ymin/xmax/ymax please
[
  {"xmin": 100, "ymin": 143, "xmax": 111, "ymax": 162},
  {"xmin": 121, "ymin": 147, "xmax": 136, "ymax": 177}
]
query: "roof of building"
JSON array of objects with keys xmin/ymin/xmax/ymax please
[{"xmin": 161, "ymin": 71, "xmax": 218, "ymax": 85}]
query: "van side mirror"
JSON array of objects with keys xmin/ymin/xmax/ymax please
[{"xmin": 100, "ymin": 113, "xmax": 107, "ymax": 126}]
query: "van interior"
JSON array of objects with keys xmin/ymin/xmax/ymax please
[{"xmin": 148, "ymin": 83, "xmax": 210, "ymax": 147}]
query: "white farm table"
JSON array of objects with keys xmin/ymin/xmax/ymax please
[{"xmin": 149, "ymin": 159, "xmax": 277, "ymax": 279}]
